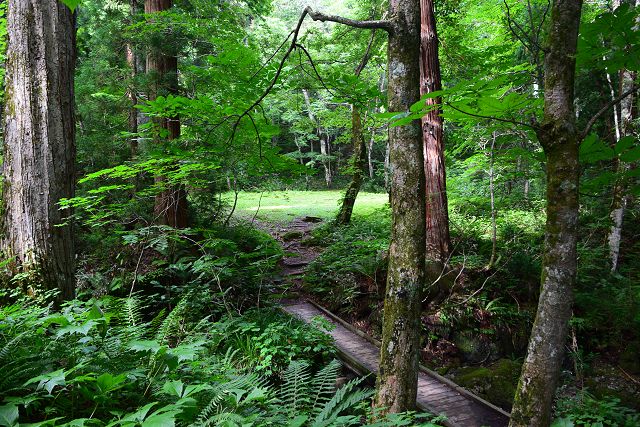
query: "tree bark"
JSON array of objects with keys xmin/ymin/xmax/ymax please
[
  {"xmin": 509, "ymin": 1, "xmax": 583, "ymax": 425},
  {"xmin": 607, "ymin": 0, "xmax": 637, "ymax": 273},
  {"xmin": 419, "ymin": 0, "xmax": 451, "ymax": 272},
  {"xmin": 374, "ymin": 0, "xmax": 425, "ymax": 414},
  {"xmin": 488, "ymin": 132, "xmax": 497, "ymax": 270},
  {"xmin": 337, "ymin": 32, "xmax": 376, "ymax": 225},
  {"xmin": 126, "ymin": 0, "xmax": 141, "ymax": 157},
  {"xmin": 1, "ymin": 0, "xmax": 76, "ymax": 301},
  {"xmin": 336, "ymin": 105, "xmax": 366, "ymax": 224},
  {"xmin": 145, "ymin": 0, "xmax": 188, "ymax": 228}
]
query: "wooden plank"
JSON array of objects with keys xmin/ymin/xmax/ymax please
[{"xmin": 282, "ymin": 301, "xmax": 510, "ymax": 427}]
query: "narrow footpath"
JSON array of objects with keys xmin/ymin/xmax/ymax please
[{"xmin": 273, "ymin": 217, "xmax": 510, "ymax": 427}]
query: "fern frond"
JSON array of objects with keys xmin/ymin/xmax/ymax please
[
  {"xmin": 310, "ymin": 359, "xmax": 341, "ymax": 417},
  {"xmin": 279, "ymin": 360, "xmax": 313, "ymax": 419},
  {"xmin": 194, "ymin": 373, "xmax": 267, "ymax": 426},
  {"xmin": 312, "ymin": 376, "xmax": 373, "ymax": 427}
]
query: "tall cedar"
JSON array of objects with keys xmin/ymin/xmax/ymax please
[
  {"xmin": 509, "ymin": 0, "xmax": 583, "ymax": 425},
  {"xmin": 373, "ymin": 0, "xmax": 425, "ymax": 413},
  {"xmin": 1, "ymin": 0, "xmax": 76, "ymax": 301},
  {"xmin": 145, "ymin": 0, "xmax": 188, "ymax": 228},
  {"xmin": 419, "ymin": 0, "xmax": 451, "ymax": 274}
]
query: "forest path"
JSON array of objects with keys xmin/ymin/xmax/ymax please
[
  {"xmin": 268, "ymin": 216, "xmax": 510, "ymax": 426},
  {"xmin": 282, "ymin": 300, "xmax": 511, "ymax": 427}
]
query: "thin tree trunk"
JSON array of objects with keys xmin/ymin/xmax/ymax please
[
  {"xmin": 510, "ymin": 1, "xmax": 583, "ymax": 425},
  {"xmin": 302, "ymin": 88, "xmax": 333, "ymax": 188},
  {"xmin": 420, "ymin": 0, "xmax": 451, "ymax": 274},
  {"xmin": 336, "ymin": 105, "xmax": 366, "ymax": 224},
  {"xmin": 126, "ymin": 0, "xmax": 139, "ymax": 156},
  {"xmin": 145, "ymin": 0, "xmax": 188, "ymax": 228},
  {"xmin": 374, "ymin": 0, "xmax": 425, "ymax": 414},
  {"xmin": 1, "ymin": 0, "xmax": 76, "ymax": 301},
  {"xmin": 607, "ymin": 0, "xmax": 637, "ymax": 273},
  {"xmin": 488, "ymin": 132, "xmax": 497, "ymax": 269},
  {"xmin": 383, "ymin": 138, "xmax": 390, "ymax": 192},
  {"xmin": 337, "ymin": 31, "xmax": 376, "ymax": 225}
]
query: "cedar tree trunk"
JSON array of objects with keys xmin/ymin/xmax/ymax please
[
  {"xmin": 419, "ymin": 0, "xmax": 451, "ymax": 273},
  {"xmin": 145, "ymin": 0, "xmax": 188, "ymax": 228},
  {"xmin": 1, "ymin": 0, "xmax": 76, "ymax": 301}
]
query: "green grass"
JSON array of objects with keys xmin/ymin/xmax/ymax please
[{"xmin": 225, "ymin": 190, "xmax": 389, "ymax": 224}]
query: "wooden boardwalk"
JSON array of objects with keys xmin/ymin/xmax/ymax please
[{"xmin": 282, "ymin": 300, "xmax": 510, "ymax": 427}]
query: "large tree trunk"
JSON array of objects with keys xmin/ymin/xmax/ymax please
[
  {"xmin": 509, "ymin": 1, "xmax": 583, "ymax": 425},
  {"xmin": 419, "ymin": 0, "xmax": 451, "ymax": 273},
  {"xmin": 374, "ymin": 0, "xmax": 425, "ymax": 414},
  {"xmin": 145, "ymin": 0, "xmax": 188, "ymax": 228},
  {"xmin": 1, "ymin": 0, "xmax": 76, "ymax": 301}
]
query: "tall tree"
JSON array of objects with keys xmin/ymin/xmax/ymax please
[
  {"xmin": 374, "ymin": 0, "xmax": 425, "ymax": 411},
  {"xmin": 306, "ymin": 0, "xmax": 426, "ymax": 412},
  {"xmin": 1, "ymin": 0, "xmax": 76, "ymax": 300},
  {"xmin": 607, "ymin": 0, "xmax": 638, "ymax": 272},
  {"xmin": 509, "ymin": 0, "xmax": 583, "ymax": 425},
  {"xmin": 145, "ymin": 0, "xmax": 188, "ymax": 228},
  {"xmin": 419, "ymin": 0, "xmax": 451, "ymax": 276}
]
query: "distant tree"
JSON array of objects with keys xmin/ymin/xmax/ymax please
[
  {"xmin": 1, "ymin": 0, "xmax": 77, "ymax": 300},
  {"xmin": 145, "ymin": 0, "xmax": 188, "ymax": 228}
]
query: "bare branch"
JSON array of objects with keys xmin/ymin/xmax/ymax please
[
  {"xmin": 581, "ymin": 85, "xmax": 639, "ymax": 139},
  {"xmin": 445, "ymin": 101, "xmax": 539, "ymax": 130},
  {"xmin": 305, "ymin": 6, "xmax": 393, "ymax": 32}
]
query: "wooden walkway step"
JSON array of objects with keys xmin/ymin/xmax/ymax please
[{"xmin": 282, "ymin": 300, "xmax": 510, "ymax": 427}]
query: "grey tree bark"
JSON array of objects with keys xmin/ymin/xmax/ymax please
[
  {"xmin": 306, "ymin": 3, "xmax": 425, "ymax": 412},
  {"xmin": 1, "ymin": 0, "xmax": 77, "ymax": 301},
  {"xmin": 607, "ymin": 0, "xmax": 637, "ymax": 273},
  {"xmin": 373, "ymin": 0, "xmax": 425, "ymax": 413},
  {"xmin": 509, "ymin": 1, "xmax": 583, "ymax": 425},
  {"xmin": 302, "ymin": 89, "xmax": 333, "ymax": 188}
]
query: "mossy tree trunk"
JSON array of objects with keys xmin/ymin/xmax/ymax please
[
  {"xmin": 509, "ymin": 1, "xmax": 582, "ymax": 425},
  {"xmin": 419, "ymin": 0, "xmax": 450, "ymax": 277},
  {"xmin": 1, "ymin": 0, "xmax": 76, "ymax": 301},
  {"xmin": 374, "ymin": 0, "xmax": 425, "ymax": 414},
  {"xmin": 336, "ymin": 105, "xmax": 367, "ymax": 224},
  {"xmin": 145, "ymin": 0, "xmax": 189, "ymax": 228}
]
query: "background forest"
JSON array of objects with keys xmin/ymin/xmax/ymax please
[{"xmin": 0, "ymin": 0, "xmax": 639, "ymax": 426}]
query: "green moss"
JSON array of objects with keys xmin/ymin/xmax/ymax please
[{"xmin": 454, "ymin": 358, "xmax": 522, "ymax": 410}]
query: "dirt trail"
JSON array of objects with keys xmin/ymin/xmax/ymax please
[{"xmin": 256, "ymin": 216, "xmax": 324, "ymax": 288}]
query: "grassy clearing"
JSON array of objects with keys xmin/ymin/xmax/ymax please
[{"xmin": 225, "ymin": 190, "xmax": 389, "ymax": 224}]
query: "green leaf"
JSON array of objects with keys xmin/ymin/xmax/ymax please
[
  {"xmin": 128, "ymin": 340, "xmax": 162, "ymax": 354},
  {"xmin": 24, "ymin": 369, "xmax": 66, "ymax": 394},
  {"xmin": 551, "ymin": 417, "xmax": 575, "ymax": 427},
  {"xmin": 59, "ymin": 0, "xmax": 81, "ymax": 11},
  {"xmin": 0, "ymin": 404, "xmax": 18, "ymax": 427}
]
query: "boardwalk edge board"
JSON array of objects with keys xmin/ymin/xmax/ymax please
[
  {"xmin": 303, "ymin": 299, "xmax": 511, "ymax": 418},
  {"xmin": 281, "ymin": 299, "xmax": 511, "ymax": 427}
]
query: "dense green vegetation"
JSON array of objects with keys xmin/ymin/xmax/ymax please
[{"xmin": 1, "ymin": 0, "xmax": 639, "ymax": 425}]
